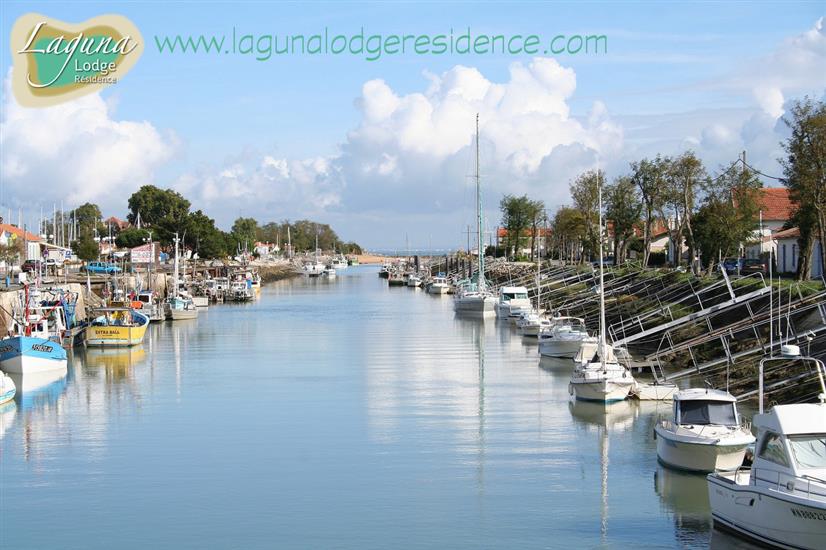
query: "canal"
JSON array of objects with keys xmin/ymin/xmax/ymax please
[{"xmin": 0, "ymin": 266, "xmax": 756, "ymax": 548}]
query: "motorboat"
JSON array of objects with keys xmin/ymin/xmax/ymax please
[
  {"xmin": 654, "ymin": 388, "xmax": 755, "ymax": 472},
  {"xmin": 135, "ymin": 289, "xmax": 165, "ymax": 322},
  {"xmin": 85, "ymin": 308, "xmax": 150, "ymax": 347},
  {"xmin": 427, "ymin": 275, "xmax": 450, "ymax": 295},
  {"xmin": 539, "ymin": 317, "xmax": 591, "ymax": 358},
  {"xmin": 378, "ymin": 264, "xmax": 391, "ymax": 278},
  {"xmin": 330, "ymin": 257, "xmax": 348, "ymax": 270},
  {"xmin": 494, "ymin": 286, "xmax": 532, "ymax": 322},
  {"xmin": 516, "ymin": 311, "xmax": 552, "ymax": 337},
  {"xmin": 324, "ymin": 267, "xmax": 337, "ymax": 279},
  {"xmin": 0, "ymin": 285, "xmax": 68, "ymax": 374},
  {"xmin": 707, "ymin": 348, "xmax": 826, "ymax": 549},
  {"xmin": 304, "ymin": 262, "xmax": 325, "ymax": 277},
  {"xmin": 165, "ymin": 295, "xmax": 199, "ymax": 320},
  {"xmin": 407, "ymin": 275, "xmax": 422, "ymax": 288},
  {"xmin": 0, "ymin": 372, "xmax": 15, "ymax": 405},
  {"xmin": 230, "ymin": 279, "xmax": 254, "ymax": 301},
  {"xmin": 388, "ymin": 272, "xmax": 406, "ymax": 286}
]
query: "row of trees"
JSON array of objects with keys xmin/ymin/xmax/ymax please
[
  {"xmin": 544, "ymin": 97, "xmax": 824, "ymax": 280},
  {"xmin": 69, "ymin": 185, "xmax": 360, "ymax": 260}
]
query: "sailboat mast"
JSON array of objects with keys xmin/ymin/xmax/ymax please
[
  {"xmin": 476, "ymin": 113, "xmax": 485, "ymax": 291},
  {"xmin": 598, "ymin": 173, "xmax": 607, "ymax": 367},
  {"xmin": 173, "ymin": 232, "xmax": 180, "ymax": 298}
]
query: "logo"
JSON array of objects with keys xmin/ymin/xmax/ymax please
[{"xmin": 10, "ymin": 13, "xmax": 144, "ymax": 107}]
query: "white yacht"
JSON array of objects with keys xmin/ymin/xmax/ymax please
[
  {"xmin": 495, "ymin": 286, "xmax": 532, "ymax": 323},
  {"xmin": 655, "ymin": 388, "xmax": 755, "ymax": 472},
  {"xmin": 516, "ymin": 312, "xmax": 552, "ymax": 337},
  {"xmin": 539, "ymin": 317, "xmax": 591, "ymax": 358},
  {"xmin": 407, "ymin": 275, "xmax": 422, "ymax": 288},
  {"xmin": 707, "ymin": 349, "xmax": 826, "ymax": 549},
  {"xmin": 330, "ymin": 256, "xmax": 348, "ymax": 270},
  {"xmin": 568, "ymin": 180, "xmax": 635, "ymax": 403},
  {"xmin": 427, "ymin": 275, "xmax": 450, "ymax": 295}
]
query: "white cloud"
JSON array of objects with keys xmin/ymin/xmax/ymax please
[{"xmin": 0, "ymin": 75, "xmax": 176, "ymax": 213}]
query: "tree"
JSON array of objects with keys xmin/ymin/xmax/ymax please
[
  {"xmin": 694, "ymin": 162, "xmax": 762, "ymax": 271},
  {"xmin": 527, "ymin": 199, "xmax": 545, "ymax": 262},
  {"xmin": 230, "ymin": 217, "xmax": 259, "ymax": 251},
  {"xmin": 0, "ymin": 237, "xmax": 25, "ymax": 274},
  {"xmin": 499, "ymin": 195, "xmax": 536, "ymax": 260},
  {"xmin": 666, "ymin": 151, "xmax": 706, "ymax": 269},
  {"xmin": 570, "ymin": 169, "xmax": 603, "ymax": 260},
  {"xmin": 70, "ymin": 203, "xmax": 103, "ymax": 238},
  {"xmin": 73, "ymin": 235, "xmax": 99, "ymax": 261},
  {"xmin": 126, "ymin": 185, "xmax": 191, "ymax": 243},
  {"xmin": 185, "ymin": 210, "xmax": 229, "ymax": 260},
  {"xmin": 115, "ymin": 228, "xmax": 151, "ymax": 249},
  {"xmin": 550, "ymin": 207, "xmax": 587, "ymax": 263},
  {"xmin": 781, "ymin": 97, "xmax": 826, "ymax": 280},
  {"xmin": 605, "ymin": 175, "xmax": 642, "ymax": 265},
  {"xmin": 630, "ymin": 157, "xmax": 667, "ymax": 267}
]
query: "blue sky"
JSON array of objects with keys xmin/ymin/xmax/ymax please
[{"xmin": 1, "ymin": 2, "xmax": 824, "ymax": 249}]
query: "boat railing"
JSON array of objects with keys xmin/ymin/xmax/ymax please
[{"xmin": 751, "ymin": 467, "xmax": 826, "ymax": 502}]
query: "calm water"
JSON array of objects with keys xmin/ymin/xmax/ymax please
[{"xmin": 0, "ymin": 266, "xmax": 756, "ymax": 549}]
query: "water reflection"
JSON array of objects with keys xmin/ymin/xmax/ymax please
[
  {"xmin": 0, "ymin": 400, "xmax": 17, "ymax": 440},
  {"xmin": 8, "ymin": 367, "xmax": 68, "ymax": 411}
]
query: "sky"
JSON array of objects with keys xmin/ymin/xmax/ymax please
[{"xmin": 0, "ymin": 1, "xmax": 824, "ymax": 250}]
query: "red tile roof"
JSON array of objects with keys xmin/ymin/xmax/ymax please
[
  {"xmin": 756, "ymin": 188, "xmax": 796, "ymax": 221},
  {"xmin": 0, "ymin": 223, "xmax": 41, "ymax": 241}
]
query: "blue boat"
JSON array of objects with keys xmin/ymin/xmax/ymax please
[{"xmin": 0, "ymin": 285, "xmax": 68, "ymax": 375}]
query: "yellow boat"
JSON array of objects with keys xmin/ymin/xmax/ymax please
[{"xmin": 85, "ymin": 308, "xmax": 150, "ymax": 347}]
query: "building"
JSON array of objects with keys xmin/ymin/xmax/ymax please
[{"xmin": 0, "ymin": 222, "xmax": 42, "ymax": 263}]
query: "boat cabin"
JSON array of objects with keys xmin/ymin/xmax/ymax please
[
  {"xmin": 752, "ymin": 404, "xmax": 826, "ymax": 483},
  {"xmin": 498, "ymin": 286, "xmax": 529, "ymax": 303},
  {"xmin": 672, "ymin": 389, "xmax": 740, "ymax": 427}
]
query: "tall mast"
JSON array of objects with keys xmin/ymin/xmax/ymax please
[
  {"xmin": 173, "ymin": 232, "xmax": 180, "ymax": 298},
  {"xmin": 598, "ymin": 172, "xmax": 607, "ymax": 367},
  {"xmin": 476, "ymin": 113, "xmax": 485, "ymax": 291}
]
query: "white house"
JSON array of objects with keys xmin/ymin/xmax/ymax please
[{"xmin": 0, "ymin": 222, "xmax": 42, "ymax": 263}]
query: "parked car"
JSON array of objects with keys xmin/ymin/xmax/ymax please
[
  {"xmin": 739, "ymin": 258, "xmax": 768, "ymax": 275},
  {"xmin": 81, "ymin": 261, "xmax": 122, "ymax": 274},
  {"xmin": 719, "ymin": 258, "xmax": 741, "ymax": 275},
  {"xmin": 21, "ymin": 259, "xmax": 43, "ymax": 273}
]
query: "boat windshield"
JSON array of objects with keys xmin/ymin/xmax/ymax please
[
  {"xmin": 788, "ymin": 435, "xmax": 826, "ymax": 470},
  {"xmin": 678, "ymin": 400, "xmax": 737, "ymax": 426}
]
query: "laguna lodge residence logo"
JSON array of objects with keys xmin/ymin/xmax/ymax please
[{"xmin": 10, "ymin": 13, "xmax": 144, "ymax": 107}]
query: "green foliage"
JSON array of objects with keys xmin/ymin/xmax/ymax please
[
  {"xmin": 499, "ymin": 194, "xmax": 543, "ymax": 259},
  {"xmin": 693, "ymin": 163, "xmax": 762, "ymax": 270},
  {"xmin": 230, "ymin": 217, "xmax": 259, "ymax": 249},
  {"xmin": 115, "ymin": 228, "xmax": 151, "ymax": 249},
  {"xmin": 185, "ymin": 210, "xmax": 229, "ymax": 260},
  {"xmin": 339, "ymin": 241, "xmax": 363, "ymax": 255},
  {"xmin": 781, "ymin": 97, "xmax": 826, "ymax": 280},
  {"xmin": 70, "ymin": 202, "xmax": 102, "ymax": 238},
  {"xmin": 126, "ymin": 185, "xmax": 191, "ymax": 244},
  {"xmin": 630, "ymin": 156, "xmax": 668, "ymax": 266},
  {"xmin": 73, "ymin": 235, "xmax": 99, "ymax": 262},
  {"xmin": 570, "ymin": 169, "xmax": 604, "ymax": 258},
  {"xmin": 605, "ymin": 175, "xmax": 642, "ymax": 264}
]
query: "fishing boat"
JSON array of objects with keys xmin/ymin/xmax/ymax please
[
  {"xmin": 230, "ymin": 279, "xmax": 254, "ymax": 301},
  {"xmin": 407, "ymin": 274, "xmax": 422, "ymax": 288},
  {"xmin": 247, "ymin": 270, "xmax": 262, "ymax": 294},
  {"xmin": 707, "ymin": 347, "xmax": 826, "ymax": 549},
  {"xmin": 165, "ymin": 233, "xmax": 200, "ymax": 319},
  {"xmin": 331, "ymin": 256, "xmax": 348, "ymax": 270},
  {"xmin": 427, "ymin": 275, "xmax": 450, "ymax": 295},
  {"xmin": 0, "ymin": 372, "xmax": 15, "ymax": 405},
  {"xmin": 568, "ymin": 179, "xmax": 635, "ymax": 402},
  {"xmin": 135, "ymin": 289, "xmax": 165, "ymax": 322},
  {"xmin": 85, "ymin": 308, "xmax": 150, "ymax": 347},
  {"xmin": 0, "ymin": 285, "xmax": 69, "ymax": 374},
  {"xmin": 654, "ymin": 388, "xmax": 755, "ymax": 472},
  {"xmin": 387, "ymin": 272, "xmax": 406, "ymax": 286},
  {"xmin": 453, "ymin": 114, "xmax": 496, "ymax": 317},
  {"xmin": 324, "ymin": 267, "xmax": 337, "ymax": 279},
  {"xmin": 378, "ymin": 263, "xmax": 391, "ymax": 278},
  {"xmin": 539, "ymin": 317, "xmax": 591, "ymax": 358},
  {"xmin": 494, "ymin": 286, "xmax": 532, "ymax": 322}
]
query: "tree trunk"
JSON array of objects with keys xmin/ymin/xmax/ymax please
[
  {"xmin": 797, "ymin": 236, "xmax": 812, "ymax": 281},
  {"xmin": 817, "ymin": 208, "xmax": 826, "ymax": 280},
  {"xmin": 643, "ymin": 206, "xmax": 653, "ymax": 267}
]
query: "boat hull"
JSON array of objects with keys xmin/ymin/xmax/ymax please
[
  {"xmin": 539, "ymin": 339, "xmax": 584, "ymax": 358},
  {"xmin": 169, "ymin": 309, "xmax": 198, "ymax": 321},
  {"xmin": 454, "ymin": 296, "xmax": 496, "ymax": 316},
  {"xmin": 428, "ymin": 285, "xmax": 449, "ymax": 295},
  {"xmin": 0, "ymin": 336, "xmax": 68, "ymax": 374},
  {"xmin": 570, "ymin": 379, "xmax": 634, "ymax": 402},
  {"xmin": 86, "ymin": 323, "xmax": 148, "ymax": 347},
  {"xmin": 192, "ymin": 296, "xmax": 209, "ymax": 309},
  {"xmin": 655, "ymin": 429, "xmax": 750, "ymax": 472},
  {"xmin": 708, "ymin": 474, "xmax": 826, "ymax": 550}
]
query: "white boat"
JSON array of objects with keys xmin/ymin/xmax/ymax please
[
  {"xmin": 516, "ymin": 311, "xmax": 552, "ymax": 337},
  {"xmin": 495, "ymin": 286, "xmax": 532, "ymax": 322},
  {"xmin": 0, "ymin": 286, "xmax": 69, "ymax": 374},
  {"xmin": 304, "ymin": 262, "xmax": 325, "ymax": 277},
  {"xmin": 568, "ymin": 180, "xmax": 635, "ymax": 403},
  {"xmin": 707, "ymin": 348, "xmax": 826, "ymax": 549},
  {"xmin": 330, "ymin": 257, "xmax": 348, "ymax": 270},
  {"xmin": 539, "ymin": 317, "xmax": 591, "ymax": 358},
  {"xmin": 135, "ymin": 290, "xmax": 165, "ymax": 322},
  {"xmin": 453, "ymin": 114, "xmax": 496, "ymax": 318},
  {"xmin": 427, "ymin": 275, "xmax": 450, "ymax": 294},
  {"xmin": 164, "ymin": 233, "xmax": 199, "ymax": 320},
  {"xmin": 324, "ymin": 267, "xmax": 337, "ymax": 279},
  {"xmin": 654, "ymin": 388, "xmax": 755, "ymax": 472},
  {"xmin": 192, "ymin": 295, "xmax": 209, "ymax": 309},
  {"xmin": 0, "ymin": 372, "xmax": 16, "ymax": 404},
  {"xmin": 407, "ymin": 275, "xmax": 422, "ymax": 287}
]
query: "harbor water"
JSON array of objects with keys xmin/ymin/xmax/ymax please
[{"xmin": 0, "ymin": 266, "xmax": 756, "ymax": 549}]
